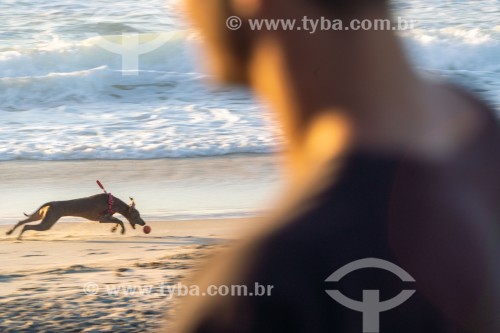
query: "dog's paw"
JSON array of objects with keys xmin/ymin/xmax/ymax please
[
  {"xmin": 6, "ymin": 230, "xmax": 13, "ymax": 236},
  {"xmin": 111, "ymin": 227, "xmax": 117, "ymax": 233},
  {"xmin": 121, "ymin": 229, "xmax": 126, "ymax": 235}
]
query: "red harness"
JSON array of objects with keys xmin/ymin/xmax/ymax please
[
  {"xmin": 96, "ymin": 180, "xmax": 115, "ymax": 216},
  {"xmin": 100, "ymin": 193, "xmax": 115, "ymax": 216},
  {"xmin": 107, "ymin": 193, "xmax": 115, "ymax": 215}
]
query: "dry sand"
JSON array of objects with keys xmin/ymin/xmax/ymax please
[{"xmin": 0, "ymin": 219, "xmax": 257, "ymax": 333}]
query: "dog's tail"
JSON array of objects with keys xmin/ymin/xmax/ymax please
[{"xmin": 21, "ymin": 203, "xmax": 51, "ymax": 222}]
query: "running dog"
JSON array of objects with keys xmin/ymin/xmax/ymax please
[{"xmin": 6, "ymin": 194, "xmax": 146, "ymax": 240}]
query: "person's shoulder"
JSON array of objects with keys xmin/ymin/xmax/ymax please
[
  {"xmin": 448, "ymin": 82, "xmax": 500, "ymax": 141},
  {"xmin": 213, "ymin": 191, "xmax": 386, "ymax": 285}
]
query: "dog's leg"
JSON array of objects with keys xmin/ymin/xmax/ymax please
[
  {"xmin": 99, "ymin": 216, "xmax": 126, "ymax": 235},
  {"xmin": 7, "ymin": 219, "xmax": 35, "ymax": 236},
  {"xmin": 17, "ymin": 210, "xmax": 60, "ymax": 240},
  {"xmin": 6, "ymin": 209, "xmax": 44, "ymax": 236},
  {"xmin": 112, "ymin": 224, "xmax": 119, "ymax": 233}
]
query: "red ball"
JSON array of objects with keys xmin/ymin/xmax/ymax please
[{"xmin": 143, "ymin": 225, "xmax": 151, "ymax": 234}]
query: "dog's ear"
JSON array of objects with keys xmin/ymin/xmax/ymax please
[{"xmin": 129, "ymin": 197, "xmax": 136, "ymax": 208}]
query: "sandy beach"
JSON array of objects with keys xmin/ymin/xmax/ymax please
[
  {"xmin": 0, "ymin": 156, "xmax": 282, "ymax": 333},
  {"xmin": 0, "ymin": 218, "xmax": 257, "ymax": 333}
]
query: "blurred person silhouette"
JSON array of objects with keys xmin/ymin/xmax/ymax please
[{"xmin": 172, "ymin": 0, "xmax": 500, "ymax": 332}]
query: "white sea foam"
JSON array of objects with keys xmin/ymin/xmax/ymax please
[
  {"xmin": 0, "ymin": 30, "xmax": 281, "ymax": 160},
  {"xmin": 400, "ymin": 27, "xmax": 500, "ymax": 108}
]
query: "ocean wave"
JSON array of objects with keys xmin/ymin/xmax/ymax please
[
  {"xmin": 0, "ymin": 101, "xmax": 281, "ymax": 161},
  {"xmin": 0, "ymin": 31, "xmax": 198, "ymax": 107},
  {"xmin": 1, "ymin": 28, "xmax": 498, "ymax": 109},
  {"xmin": 401, "ymin": 28, "xmax": 500, "ymax": 72},
  {"xmin": 399, "ymin": 28, "xmax": 500, "ymax": 107},
  {"xmin": 0, "ymin": 30, "xmax": 284, "ymax": 161},
  {"xmin": 0, "ymin": 13, "xmax": 499, "ymax": 160}
]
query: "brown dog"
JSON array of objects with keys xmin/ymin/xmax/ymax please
[{"xmin": 6, "ymin": 194, "xmax": 146, "ymax": 240}]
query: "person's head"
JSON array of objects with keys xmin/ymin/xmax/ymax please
[
  {"xmin": 184, "ymin": 0, "xmax": 407, "ymax": 180},
  {"xmin": 184, "ymin": 0, "xmax": 389, "ymax": 85}
]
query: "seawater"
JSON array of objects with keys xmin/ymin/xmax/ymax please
[{"xmin": 0, "ymin": 0, "xmax": 498, "ymax": 161}]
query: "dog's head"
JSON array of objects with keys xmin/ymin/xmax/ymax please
[{"xmin": 127, "ymin": 197, "xmax": 146, "ymax": 229}]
